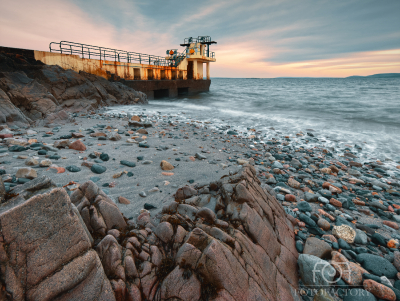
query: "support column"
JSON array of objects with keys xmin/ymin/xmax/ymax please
[
  {"xmin": 206, "ymin": 62, "xmax": 210, "ymax": 80},
  {"xmin": 193, "ymin": 59, "xmax": 198, "ymax": 80}
]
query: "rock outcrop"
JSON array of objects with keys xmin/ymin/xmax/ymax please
[
  {"xmin": 0, "ymin": 51, "xmax": 147, "ymax": 127},
  {"xmin": 0, "ymin": 89, "xmax": 32, "ymax": 128},
  {"xmin": 0, "ymin": 177, "xmax": 114, "ymax": 301},
  {"xmin": 0, "ymin": 165, "xmax": 299, "ymax": 300}
]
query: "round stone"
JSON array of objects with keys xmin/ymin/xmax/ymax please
[
  {"xmin": 66, "ymin": 165, "xmax": 81, "ymax": 172},
  {"xmin": 318, "ymin": 219, "xmax": 331, "ymax": 231},
  {"xmin": 160, "ymin": 160, "xmax": 174, "ymax": 170},
  {"xmin": 120, "ymin": 160, "xmax": 136, "ymax": 167},
  {"xmin": 332, "ymin": 225, "xmax": 356, "ymax": 243},
  {"xmin": 354, "ymin": 229, "xmax": 368, "ymax": 245},
  {"xmin": 297, "ymin": 201, "xmax": 312, "ymax": 212},
  {"xmin": 100, "ymin": 153, "xmax": 109, "ymax": 161},
  {"xmin": 91, "ymin": 164, "xmax": 107, "ymax": 174}
]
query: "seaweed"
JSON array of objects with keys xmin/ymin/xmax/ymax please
[
  {"xmin": 155, "ymin": 256, "xmax": 175, "ymax": 281},
  {"xmin": 1, "ymin": 191, "xmax": 19, "ymax": 203},
  {"xmin": 197, "ymin": 273, "xmax": 218, "ymax": 301}
]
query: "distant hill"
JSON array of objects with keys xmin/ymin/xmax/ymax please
[{"xmin": 346, "ymin": 73, "xmax": 400, "ymax": 78}]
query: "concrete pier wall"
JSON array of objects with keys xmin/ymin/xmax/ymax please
[
  {"xmin": 33, "ymin": 51, "xmax": 189, "ymax": 81},
  {"xmin": 0, "ymin": 46, "xmax": 212, "ymax": 99}
]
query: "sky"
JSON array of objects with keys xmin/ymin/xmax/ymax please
[{"xmin": 1, "ymin": 0, "xmax": 399, "ymax": 77}]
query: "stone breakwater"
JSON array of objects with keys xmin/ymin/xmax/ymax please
[
  {"xmin": 0, "ymin": 107, "xmax": 400, "ymax": 300},
  {"xmin": 0, "ymin": 166, "xmax": 298, "ymax": 300},
  {"xmin": 0, "ymin": 51, "xmax": 147, "ymax": 128}
]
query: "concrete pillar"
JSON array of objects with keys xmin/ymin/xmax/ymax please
[
  {"xmin": 193, "ymin": 59, "xmax": 198, "ymax": 80},
  {"xmin": 206, "ymin": 62, "xmax": 210, "ymax": 80}
]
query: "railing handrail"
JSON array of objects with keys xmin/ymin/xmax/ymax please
[
  {"xmin": 49, "ymin": 41, "xmax": 178, "ymax": 67},
  {"xmin": 49, "ymin": 41, "xmax": 215, "ymax": 67}
]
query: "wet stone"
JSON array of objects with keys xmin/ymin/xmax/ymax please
[
  {"xmin": 100, "ymin": 153, "xmax": 109, "ymax": 161},
  {"xmin": 91, "ymin": 164, "xmax": 107, "ymax": 174},
  {"xmin": 297, "ymin": 201, "xmax": 312, "ymax": 212},
  {"xmin": 299, "ymin": 213, "xmax": 317, "ymax": 227},
  {"xmin": 90, "ymin": 176, "xmax": 101, "ymax": 182},
  {"xmin": 318, "ymin": 219, "xmax": 331, "ymax": 231},
  {"xmin": 66, "ymin": 165, "xmax": 81, "ymax": 172},
  {"xmin": 48, "ymin": 155, "xmax": 61, "ymax": 160},
  {"xmin": 144, "ymin": 203, "xmax": 157, "ymax": 210},
  {"xmin": 354, "ymin": 229, "xmax": 368, "ymax": 245},
  {"xmin": 303, "ymin": 237, "xmax": 332, "ymax": 259},
  {"xmin": 120, "ymin": 160, "xmax": 136, "ymax": 168},
  {"xmin": 357, "ymin": 253, "xmax": 398, "ymax": 278},
  {"xmin": 139, "ymin": 143, "xmax": 149, "ymax": 148},
  {"xmin": 305, "ymin": 192, "xmax": 319, "ymax": 202}
]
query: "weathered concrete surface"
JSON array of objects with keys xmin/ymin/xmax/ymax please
[{"xmin": 122, "ymin": 79, "xmax": 211, "ymax": 99}]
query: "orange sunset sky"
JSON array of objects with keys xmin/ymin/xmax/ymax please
[{"xmin": 1, "ymin": 0, "xmax": 399, "ymax": 78}]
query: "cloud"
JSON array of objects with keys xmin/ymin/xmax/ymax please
[
  {"xmin": 212, "ymin": 48, "xmax": 400, "ymax": 78},
  {"xmin": 1, "ymin": 0, "xmax": 399, "ymax": 77}
]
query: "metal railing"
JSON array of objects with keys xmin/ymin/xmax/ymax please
[
  {"xmin": 49, "ymin": 41, "xmax": 184, "ymax": 67},
  {"xmin": 183, "ymin": 36, "xmax": 213, "ymax": 44}
]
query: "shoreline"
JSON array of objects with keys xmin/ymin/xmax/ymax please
[{"xmin": 2, "ymin": 106, "xmax": 400, "ymax": 300}]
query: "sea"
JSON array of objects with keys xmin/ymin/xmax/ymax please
[{"xmin": 106, "ymin": 78, "xmax": 400, "ymax": 164}]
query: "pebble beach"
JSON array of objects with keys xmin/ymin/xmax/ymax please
[{"xmin": 2, "ymin": 104, "xmax": 400, "ymax": 300}]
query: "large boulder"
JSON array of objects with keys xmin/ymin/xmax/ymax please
[
  {"xmin": 0, "ymin": 165, "xmax": 299, "ymax": 300},
  {"xmin": 70, "ymin": 180, "xmax": 127, "ymax": 236},
  {"xmin": 0, "ymin": 51, "xmax": 147, "ymax": 126},
  {"xmin": 298, "ymin": 254, "xmax": 335, "ymax": 288},
  {"xmin": 0, "ymin": 187, "xmax": 115, "ymax": 300},
  {"xmin": 0, "ymin": 71, "xmax": 58, "ymax": 120},
  {"xmin": 110, "ymin": 165, "xmax": 299, "ymax": 300},
  {"xmin": 0, "ymin": 88, "xmax": 31, "ymax": 127},
  {"xmin": 0, "ymin": 177, "xmax": 5, "ymax": 203},
  {"xmin": 37, "ymin": 109, "xmax": 75, "ymax": 126},
  {"xmin": 80, "ymin": 71, "xmax": 147, "ymax": 105}
]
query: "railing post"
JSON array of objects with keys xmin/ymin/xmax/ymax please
[
  {"xmin": 60, "ymin": 42, "xmax": 62, "ymax": 54},
  {"xmin": 99, "ymin": 47, "xmax": 101, "ymax": 61},
  {"xmin": 88, "ymin": 48, "xmax": 91, "ymax": 59},
  {"xmin": 70, "ymin": 45, "xmax": 72, "ymax": 55},
  {"xmin": 139, "ymin": 54, "xmax": 141, "ymax": 64},
  {"xmin": 82, "ymin": 45, "xmax": 84, "ymax": 58}
]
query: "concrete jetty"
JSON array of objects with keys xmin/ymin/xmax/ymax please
[{"xmin": 0, "ymin": 36, "xmax": 216, "ymax": 99}]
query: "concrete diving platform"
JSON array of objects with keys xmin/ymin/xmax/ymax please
[{"xmin": 1, "ymin": 36, "xmax": 217, "ymax": 99}]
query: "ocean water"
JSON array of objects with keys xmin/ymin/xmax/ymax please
[{"xmin": 107, "ymin": 78, "xmax": 400, "ymax": 163}]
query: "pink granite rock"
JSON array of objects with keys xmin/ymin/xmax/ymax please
[
  {"xmin": 154, "ymin": 221, "xmax": 174, "ymax": 243},
  {"xmin": 160, "ymin": 266, "xmax": 201, "ymax": 301},
  {"xmin": 0, "ymin": 187, "xmax": 114, "ymax": 300}
]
